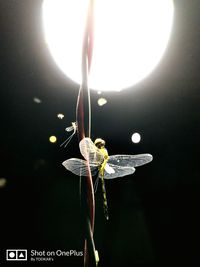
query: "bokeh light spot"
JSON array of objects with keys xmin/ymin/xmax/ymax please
[
  {"xmin": 131, "ymin": 133, "xmax": 141, "ymax": 143},
  {"xmin": 49, "ymin": 135, "xmax": 57, "ymax": 143}
]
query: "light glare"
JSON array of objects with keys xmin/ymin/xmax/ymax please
[{"xmin": 43, "ymin": 0, "xmax": 174, "ymax": 91}]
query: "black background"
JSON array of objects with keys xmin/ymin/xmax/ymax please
[{"xmin": 0, "ymin": 0, "xmax": 200, "ymax": 266}]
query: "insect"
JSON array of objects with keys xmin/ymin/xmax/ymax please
[
  {"xmin": 60, "ymin": 122, "xmax": 77, "ymax": 148},
  {"xmin": 62, "ymin": 137, "xmax": 153, "ymax": 220}
]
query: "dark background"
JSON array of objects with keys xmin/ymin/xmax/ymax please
[{"xmin": 0, "ymin": 0, "xmax": 200, "ymax": 266}]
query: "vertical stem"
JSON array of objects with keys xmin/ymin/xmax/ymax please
[{"xmin": 76, "ymin": 1, "xmax": 96, "ymax": 266}]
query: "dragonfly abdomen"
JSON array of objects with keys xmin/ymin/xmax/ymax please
[{"xmin": 100, "ymin": 177, "xmax": 109, "ymax": 220}]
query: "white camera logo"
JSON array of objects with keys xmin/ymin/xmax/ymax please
[{"xmin": 6, "ymin": 249, "xmax": 27, "ymax": 261}]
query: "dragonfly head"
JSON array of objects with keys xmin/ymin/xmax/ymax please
[{"xmin": 94, "ymin": 138, "xmax": 105, "ymax": 149}]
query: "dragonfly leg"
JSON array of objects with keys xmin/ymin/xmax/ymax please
[{"xmin": 93, "ymin": 177, "xmax": 99, "ymax": 193}]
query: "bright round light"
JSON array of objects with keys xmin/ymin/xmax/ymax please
[
  {"xmin": 131, "ymin": 133, "xmax": 141, "ymax": 143},
  {"xmin": 97, "ymin": 97, "xmax": 107, "ymax": 106},
  {"xmin": 49, "ymin": 135, "xmax": 57, "ymax": 143},
  {"xmin": 42, "ymin": 0, "xmax": 174, "ymax": 91}
]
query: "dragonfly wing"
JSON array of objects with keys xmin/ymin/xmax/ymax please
[
  {"xmin": 108, "ymin": 154, "xmax": 153, "ymax": 168},
  {"xmin": 79, "ymin": 137, "xmax": 104, "ymax": 164},
  {"xmin": 62, "ymin": 158, "xmax": 99, "ymax": 176},
  {"xmin": 104, "ymin": 163, "xmax": 115, "ymax": 174},
  {"xmin": 103, "ymin": 164, "xmax": 135, "ymax": 179}
]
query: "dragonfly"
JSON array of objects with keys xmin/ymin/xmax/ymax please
[
  {"xmin": 62, "ymin": 137, "xmax": 153, "ymax": 220},
  {"xmin": 60, "ymin": 122, "xmax": 77, "ymax": 148}
]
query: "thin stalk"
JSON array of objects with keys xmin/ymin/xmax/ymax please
[{"xmin": 76, "ymin": 1, "xmax": 97, "ymax": 266}]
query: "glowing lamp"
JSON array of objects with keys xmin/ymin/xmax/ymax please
[{"xmin": 43, "ymin": 0, "xmax": 174, "ymax": 91}]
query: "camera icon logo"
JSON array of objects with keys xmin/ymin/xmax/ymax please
[{"xmin": 6, "ymin": 249, "xmax": 27, "ymax": 261}]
